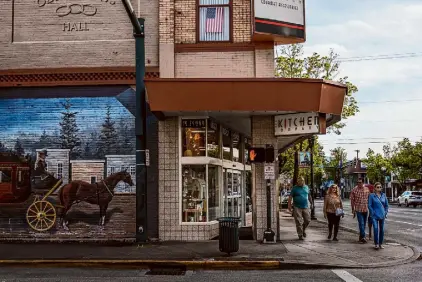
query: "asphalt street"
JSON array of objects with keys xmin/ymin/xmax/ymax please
[
  {"xmin": 314, "ymin": 199, "xmax": 422, "ymax": 252},
  {"xmin": 0, "ymin": 263, "xmax": 422, "ymax": 282}
]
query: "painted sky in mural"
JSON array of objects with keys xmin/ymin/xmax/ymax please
[{"xmin": 0, "ymin": 97, "xmax": 135, "ymax": 160}]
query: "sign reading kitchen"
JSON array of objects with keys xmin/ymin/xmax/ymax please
[{"xmin": 274, "ymin": 112, "xmax": 320, "ymax": 136}]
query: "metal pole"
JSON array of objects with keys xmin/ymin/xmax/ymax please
[
  {"xmin": 121, "ymin": 0, "xmax": 148, "ymax": 242},
  {"xmin": 309, "ymin": 137, "xmax": 316, "ymax": 220},
  {"xmin": 263, "ymin": 144, "xmax": 275, "ymax": 243}
]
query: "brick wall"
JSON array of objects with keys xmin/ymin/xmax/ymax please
[
  {"xmin": 255, "ymin": 49, "xmax": 275, "ymax": 77},
  {"xmin": 251, "ymin": 116, "xmax": 279, "ymax": 242},
  {"xmin": 175, "ymin": 0, "xmax": 196, "ymax": 44},
  {"xmin": 0, "ymin": 92, "xmax": 137, "ymax": 242},
  {"xmin": 0, "ymin": 0, "xmax": 158, "ymax": 69},
  {"xmin": 175, "ymin": 51, "xmax": 255, "ymax": 78},
  {"xmin": 233, "ymin": 0, "xmax": 252, "ymax": 43}
]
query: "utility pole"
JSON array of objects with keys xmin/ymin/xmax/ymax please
[
  {"xmin": 309, "ymin": 136, "xmax": 317, "ymax": 220},
  {"xmin": 121, "ymin": 0, "xmax": 148, "ymax": 242}
]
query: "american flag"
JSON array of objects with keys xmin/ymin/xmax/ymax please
[{"xmin": 205, "ymin": 7, "xmax": 223, "ymax": 33}]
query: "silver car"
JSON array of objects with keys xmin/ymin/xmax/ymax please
[{"xmin": 398, "ymin": 191, "xmax": 422, "ymax": 208}]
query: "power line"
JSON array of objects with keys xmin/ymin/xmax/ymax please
[
  {"xmin": 338, "ymin": 52, "xmax": 422, "ymax": 62},
  {"xmin": 359, "ymin": 98, "xmax": 422, "ymax": 104}
]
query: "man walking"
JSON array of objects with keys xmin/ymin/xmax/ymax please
[
  {"xmin": 350, "ymin": 178, "xmax": 370, "ymax": 243},
  {"xmin": 288, "ymin": 177, "xmax": 313, "ymax": 240}
]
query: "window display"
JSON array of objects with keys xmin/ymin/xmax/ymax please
[
  {"xmin": 222, "ymin": 126, "xmax": 231, "ymax": 160},
  {"xmin": 182, "ymin": 165, "xmax": 207, "ymax": 222},
  {"xmin": 244, "ymin": 137, "xmax": 251, "ymax": 165},
  {"xmin": 182, "ymin": 119, "xmax": 206, "ymax": 157},
  {"xmin": 232, "ymin": 132, "xmax": 240, "ymax": 162},
  {"xmin": 207, "ymin": 120, "xmax": 220, "ymax": 158},
  {"xmin": 208, "ymin": 165, "xmax": 220, "ymax": 221}
]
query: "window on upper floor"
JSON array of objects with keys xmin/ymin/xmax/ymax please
[{"xmin": 198, "ymin": 0, "xmax": 231, "ymax": 42}]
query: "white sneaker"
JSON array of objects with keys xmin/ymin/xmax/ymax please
[
  {"xmin": 379, "ymin": 245, "xmax": 385, "ymax": 249},
  {"xmin": 374, "ymin": 245, "xmax": 379, "ymax": 249}
]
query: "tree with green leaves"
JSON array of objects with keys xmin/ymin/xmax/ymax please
[
  {"xmin": 386, "ymin": 139, "xmax": 422, "ymax": 187},
  {"xmin": 364, "ymin": 148, "xmax": 392, "ymax": 183},
  {"xmin": 276, "ymin": 44, "xmax": 359, "ymax": 134},
  {"xmin": 275, "ymin": 44, "xmax": 359, "ymax": 182},
  {"xmin": 326, "ymin": 147, "xmax": 347, "ymax": 183},
  {"xmin": 59, "ymin": 99, "xmax": 82, "ymax": 159}
]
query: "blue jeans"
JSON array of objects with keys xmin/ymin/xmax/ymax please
[
  {"xmin": 373, "ymin": 218, "xmax": 385, "ymax": 245},
  {"xmin": 356, "ymin": 212, "xmax": 368, "ymax": 239}
]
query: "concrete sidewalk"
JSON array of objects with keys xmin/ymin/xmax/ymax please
[{"xmin": 0, "ymin": 212, "xmax": 418, "ymax": 270}]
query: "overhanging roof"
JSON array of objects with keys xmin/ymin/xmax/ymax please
[{"xmin": 144, "ymin": 78, "xmax": 347, "ymax": 116}]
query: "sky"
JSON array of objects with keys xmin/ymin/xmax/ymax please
[
  {"xmin": 295, "ymin": 0, "xmax": 422, "ymax": 160},
  {"xmin": 0, "ymin": 97, "xmax": 132, "ymax": 146}
]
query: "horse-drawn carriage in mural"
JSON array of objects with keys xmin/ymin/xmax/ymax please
[
  {"xmin": 0, "ymin": 152, "xmax": 63, "ymax": 231},
  {"xmin": 0, "ymin": 151, "xmax": 134, "ymax": 232}
]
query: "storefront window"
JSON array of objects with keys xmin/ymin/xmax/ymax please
[
  {"xmin": 244, "ymin": 138, "xmax": 251, "ymax": 165},
  {"xmin": 182, "ymin": 119, "xmax": 206, "ymax": 157},
  {"xmin": 182, "ymin": 165, "xmax": 207, "ymax": 222},
  {"xmin": 208, "ymin": 165, "xmax": 220, "ymax": 221},
  {"xmin": 232, "ymin": 132, "xmax": 241, "ymax": 162},
  {"xmin": 207, "ymin": 119, "xmax": 220, "ymax": 158},
  {"xmin": 222, "ymin": 127, "xmax": 231, "ymax": 160}
]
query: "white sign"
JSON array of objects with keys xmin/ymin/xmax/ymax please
[
  {"xmin": 255, "ymin": 0, "xmax": 305, "ymax": 26},
  {"xmin": 145, "ymin": 149, "xmax": 150, "ymax": 167},
  {"xmin": 274, "ymin": 112, "xmax": 320, "ymax": 136},
  {"xmin": 264, "ymin": 165, "xmax": 275, "ymax": 180}
]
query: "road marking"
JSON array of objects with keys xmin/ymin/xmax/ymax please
[{"xmin": 332, "ymin": 270, "xmax": 363, "ymax": 282}]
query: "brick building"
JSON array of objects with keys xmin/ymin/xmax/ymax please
[{"xmin": 0, "ymin": 0, "xmax": 346, "ymax": 242}]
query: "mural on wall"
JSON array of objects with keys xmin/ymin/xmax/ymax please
[{"xmin": 0, "ymin": 95, "xmax": 136, "ymax": 238}]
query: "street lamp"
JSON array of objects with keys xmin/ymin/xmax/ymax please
[
  {"xmin": 121, "ymin": 0, "xmax": 148, "ymax": 242},
  {"xmin": 309, "ymin": 136, "xmax": 317, "ymax": 220},
  {"xmin": 381, "ymin": 166, "xmax": 386, "ymax": 192}
]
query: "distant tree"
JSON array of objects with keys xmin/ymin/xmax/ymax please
[
  {"xmin": 0, "ymin": 141, "xmax": 8, "ymax": 152},
  {"xmin": 59, "ymin": 99, "xmax": 82, "ymax": 159},
  {"xmin": 84, "ymin": 132, "xmax": 99, "ymax": 159},
  {"xmin": 97, "ymin": 106, "xmax": 118, "ymax": 158},
  {"xmin": 118, "ymin": 119, "xmax": 133, "ymax": 154},
  {"xmin": 38, "ymin": 130, "xmax": 50, "ymax": 148},
  {"xmin": 14, "ymin": 139, "xmax": 25, "ymax": 156},
  {"xmin": 364, "ymin": 148, "xmax": 392, "ymax": 184}
]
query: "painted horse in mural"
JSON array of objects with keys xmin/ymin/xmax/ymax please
[{"xmin": 58, "ymin": 170, "xmax": 134, "ymax": 230}]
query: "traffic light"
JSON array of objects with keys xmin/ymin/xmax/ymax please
[
  {"xmin": 248, "ymin": 147, "xmax": 265, "ymax": 163},
  {"xmin": 248, "ymin": 147, "xmax": 274, "ymax": 163}
]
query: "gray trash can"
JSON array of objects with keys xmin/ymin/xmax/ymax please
[{"xmin": 218, "ymin": 217, "xmax": 240, "ymax": 255}]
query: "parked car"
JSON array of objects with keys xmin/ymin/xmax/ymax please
[{"xmin": 397, "ymin": 191, "xmax": 422, "ymax": 207}]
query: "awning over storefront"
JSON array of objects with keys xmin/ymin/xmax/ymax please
[
  {"xmin": 144, "ymin": 78, "xmax": 346, "ymax": 116},
  {"xmin": 144, "ymin": 78, "xmax": 347, "ymax": 151}
]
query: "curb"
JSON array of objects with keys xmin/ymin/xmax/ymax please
[
  {"xmin": 0, "ymin": 258, "xmax": 418, "ymax": 270},
  {"xmin": 0, "ymin": 259, "xmax": 284, "ymax": 270}
]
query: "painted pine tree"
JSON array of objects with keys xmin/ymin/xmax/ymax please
[
  {"xmin": 14, "ymin": 138, "xmax": 25, "ymax": 156},
  {"xmin": 98, "ymin": 105, "xmax": 118, "ymax": 158},
  {"xmin": 59, "ymin": 99, "xmax": 81, "ymax": 159}
]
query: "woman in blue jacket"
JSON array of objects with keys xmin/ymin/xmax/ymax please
[{"xmin": 368, "ymin": 182, "xmax": 389, "ymax": 249}]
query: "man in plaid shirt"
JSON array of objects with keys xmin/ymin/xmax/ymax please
[{"xmin": 350, "ymin": 178, "xmax": 370, "ymax": 243}]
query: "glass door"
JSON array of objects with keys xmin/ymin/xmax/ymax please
[{"xmin": 223, "ymin": 169, "xmax": 243, "ymax": 223}]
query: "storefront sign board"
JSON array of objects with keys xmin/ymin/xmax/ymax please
[{"xmin": 274, "ymin": 112, "xmax": 320, "ymax": 136}]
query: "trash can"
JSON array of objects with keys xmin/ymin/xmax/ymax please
[{"xmin": 218, "ymin": 217, "xmax": 240, "ymax": 255}]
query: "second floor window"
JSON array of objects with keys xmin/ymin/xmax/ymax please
[{"xmin": 198, "ymin": 0, "xmax": 230, "ymax": 42}]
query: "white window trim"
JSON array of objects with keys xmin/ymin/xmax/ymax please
[
  {"xmin": 57, "ymin": 162, "xmax": 63, "ymax": 178},
  {"xmin": 178, "ymin": 117, "xmax": 250, "ymax": 226}
]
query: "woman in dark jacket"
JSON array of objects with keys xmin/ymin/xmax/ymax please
[{"xmin": 368, "ymin": 182, "xmax": 389, "ymax": 250}]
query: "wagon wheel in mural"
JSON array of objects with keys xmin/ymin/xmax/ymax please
[{"xmin": 26, "ymin": 200, "xmax": 57, "ymax": 232}]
